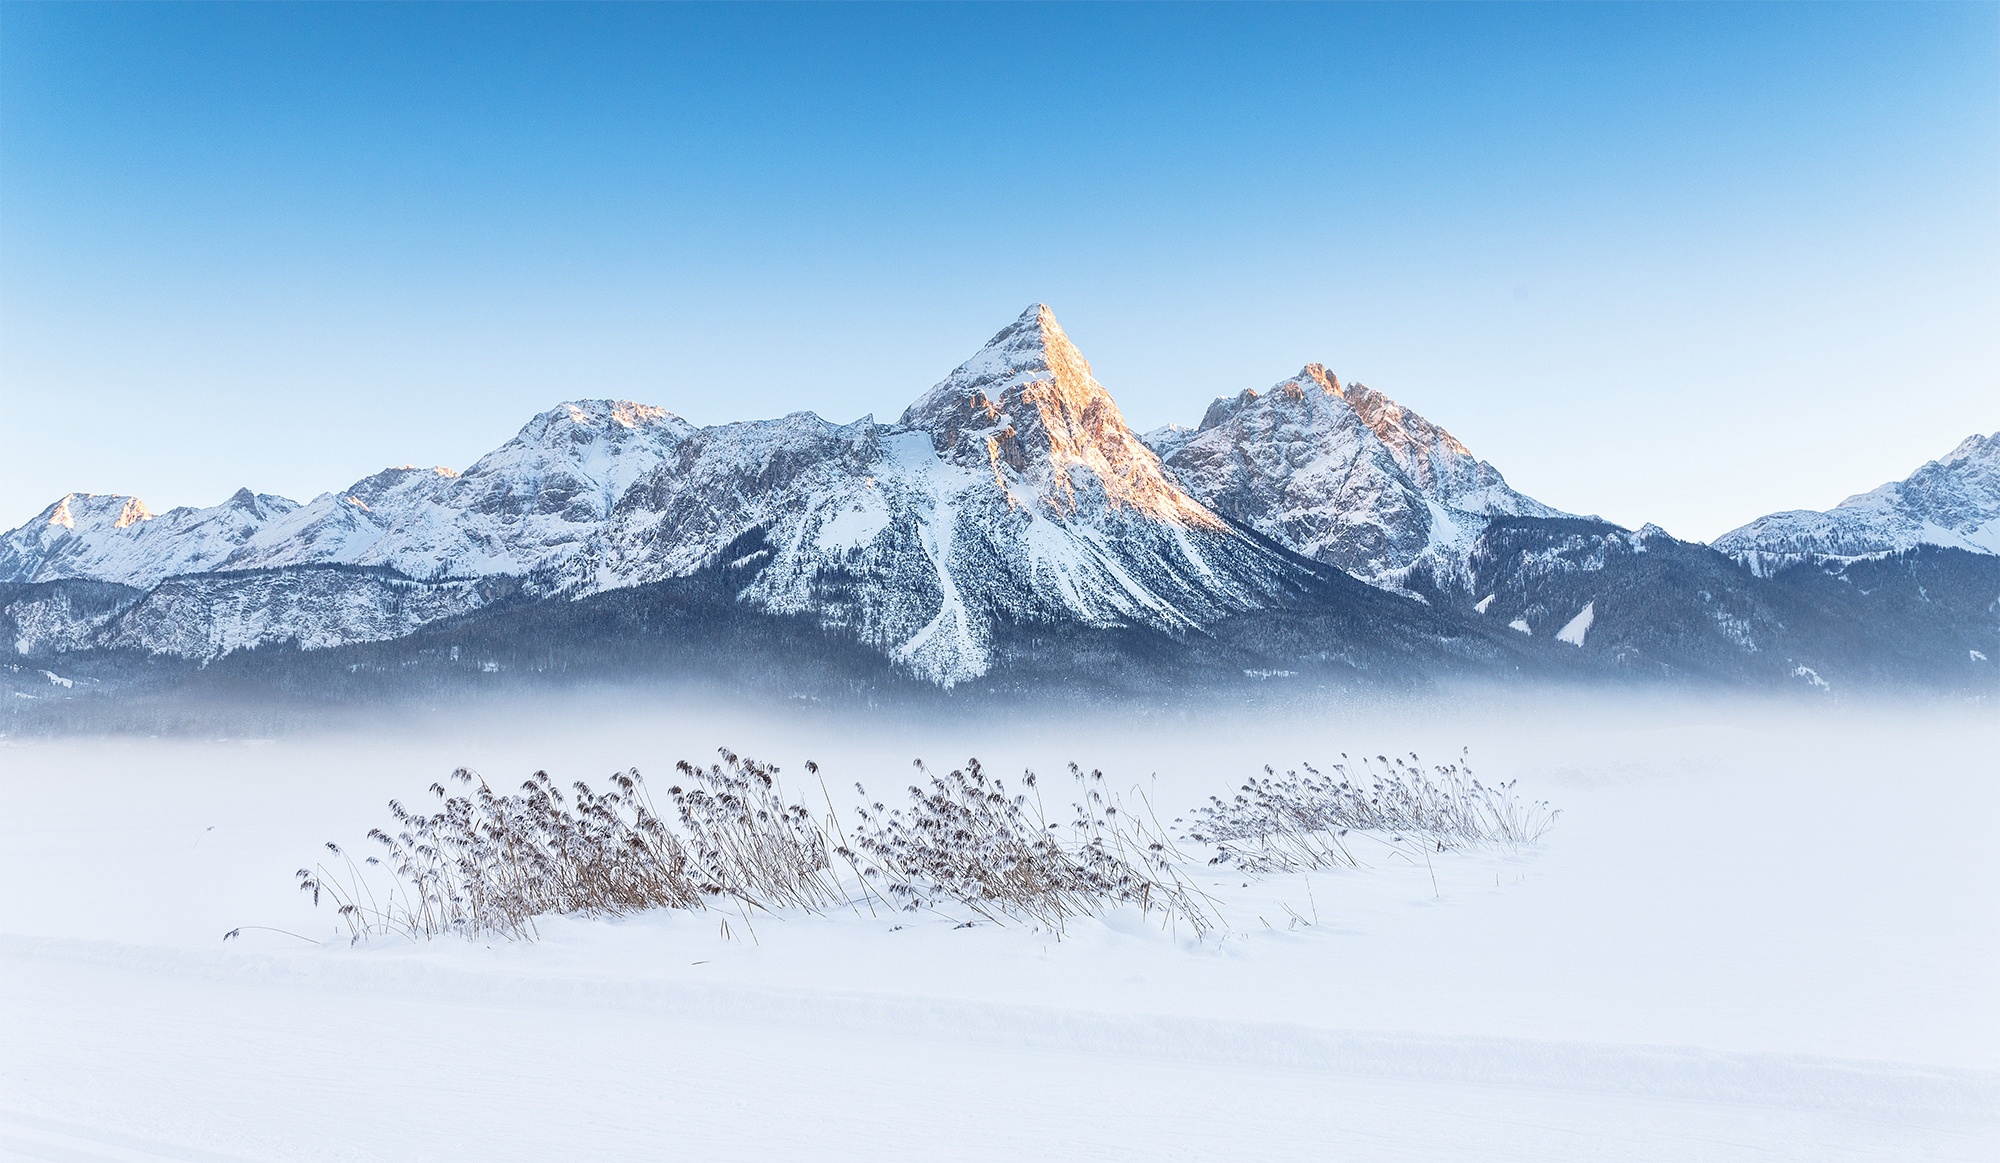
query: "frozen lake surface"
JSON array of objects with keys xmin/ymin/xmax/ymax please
[{"xmin": 2, "ymin": 692, "xmax": 1995, "ymax": 1161}]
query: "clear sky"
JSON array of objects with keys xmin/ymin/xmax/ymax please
[{"xmin": 2, "ymin": 2, "xmax": 1994, "ymax": 540}]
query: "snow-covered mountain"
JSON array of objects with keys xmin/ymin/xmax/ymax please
[
  {"xmin": 3, "ymin": 304, "xmax": 1990, "ymax": 694},
  {"xmin": 227, "ymin": 399, "xmax": 697, "ymax": 581},
  {"xmin": 100, "ymin": 569, "xmax": 498, "ymax": 661},
  {"xmin": 1147, "ymin": 363, "xmax": 1564, "ymax": 586},
  {"xmin": 0, "ymin": 400, "xmax": 696, "ymax": 590},
  {"xmin": 1713, "ymin": 433, "xmax": 2000, "ymax": 564},
  {"xmin": 571, "ymin": 305, "xmax": 1296, "ymax": 684},
  {"xmin": 0, "ymin": 489, "xmax": 300, "ymax": 590},
  {"xmin": 0, "ymin": 308, "xmax": 1309, "ymax": 682}
]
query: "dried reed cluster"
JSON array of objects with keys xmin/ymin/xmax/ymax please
[
  {"xmin": 296, "ymin": 748, "xmax": 1555, "ymax": 943},
  {"xmin": 1180, "ymin": 752, "xmax": 1560, "ymax": 872},
  {"xmin": 299, "ymin": 750, "xmax": 1218, "ymax": 942},
  {"xmin": 842, "ymin": 760, "xmax": 1217, "ymax": 936},
  {"xmin": 298, "ymin": 751, "xmax": 841, "ymax": 941}
]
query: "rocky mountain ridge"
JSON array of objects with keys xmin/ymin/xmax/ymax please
[
  {"xmin": 3, "ymin": 304, "xmax": 1994, "ymax": 699},
  {"xmin": 1714, "ymin": 432, "xmax": 2000, "ymax": 568},
  {"xmin": 4, "ymin": 307, "xmax": 1313, "ymax": 684},
  {"xmin": 1145, "ymin": 362, "xmax": 1565, "ymax": 588}
]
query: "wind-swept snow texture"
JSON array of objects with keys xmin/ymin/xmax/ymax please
[
  {"xmin": 1714, "ymin": 431, "xmax": 2000, "ymax": 565},
  {"xmin": 1, "ymin": 697, "xmax": 1993, "ymax": 1161}
]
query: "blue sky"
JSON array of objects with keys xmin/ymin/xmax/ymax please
[{"xmin": 2, "ymin": 2, "xmax": 1994, "ymax": 539}]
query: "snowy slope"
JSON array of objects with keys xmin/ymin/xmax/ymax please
[
  {"xmin": 0, "ymin": 309, "xmax": 1308, "ymax": 682},
  {"xmin": 2, "ymin": 570, "xmax": 505, "ymax": 663},
  {"xmin": 1714, "ymin": 432, "xmax": 2000, "ymax": 562},
  {"xmin": 1150, "ymin": 364, "xmax": 1563, "ymax": 586},
  {"xmin": 0, "ymin": 401, "xmax": 696, "ymax": 590},
  {"xmin": 0, "ymin": 489, "xmax": 300, "ymax": 589},
  {"xmin": 228, "ymin": 399, "xmax": 698, "ymax": 580},
  {"xmin": 3, "ymin": 698, "xmax": 1994, "ymax": 1161},
  {"xmin": 584, "ymin": 306, "xmax": 1296, "ymax": 685},
  {"xmin": 96, "ymin": 569, "xmax": 499, "ymax": 661},
  {"xmin": 1, "ymin": 579, "xmax": 144, "ymax": 657}
]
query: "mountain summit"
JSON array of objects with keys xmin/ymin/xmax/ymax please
[
  {"xmin": 577, "ymin": 305, "xmax": 1288, "ymax": 684},
  {"xmin": 4, "ymin": 304, "xmax": 1993, "ymax": 694},
  {"xmin": 902, "ymin": 304, "xmax": 1221, "ymax": 528},
  {"xmin": 0, "ymin": 490, "xmax": 298, "ymax": 590},
  {"xmin": 1714, "ymin": 432, "xmax": 2000, "ymax": 561},
  {"xmin": 1150, "ymin": 362, "xmax": 1562, "ymax": 585}
]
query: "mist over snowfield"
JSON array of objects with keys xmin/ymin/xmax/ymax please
[
  {"xmin": 6, "ymin": 2, "xmax": 1995, "ymax": 1158},
  {"xmin": 3, "ymin": 690, "xmax": 1994, "ymax": 1160}
]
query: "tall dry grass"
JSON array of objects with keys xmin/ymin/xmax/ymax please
[
  {"xmin": 295, "ymin": 748, "xmax": 1554, "ymax": 942},
  {"xmin": 299, "ymin": 750, "xmax": 1219, "ymax": 942},
  {"xmin": 298, "ymin": 752, "xmax": 840, "ymax": 941},
  {"xmin": 841, "ymin": 759, "xmax": 1218, "ymax": 936},
  {"xmin": 1179, "ymin": 752, "xmax": 1560, "ymax": 872}
]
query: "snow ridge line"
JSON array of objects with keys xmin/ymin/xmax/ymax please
[
  {"xmin": 0, "ymin": 1110, "xmax": 259, "ymax": 1163},
  {"xmin": 6, "ymin": 934, "xmax": 1992, "ymax": 1120}
]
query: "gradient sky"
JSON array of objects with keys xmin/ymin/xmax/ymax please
[{"xmin": 2, "ymin": 2, "xmax": 1995, "ymax": 540}]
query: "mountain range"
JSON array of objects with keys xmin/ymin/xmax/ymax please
[{"xmin": 5, "ymin": 304, "xmax": 1996, "ymax": 711}]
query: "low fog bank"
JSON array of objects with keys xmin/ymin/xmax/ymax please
[
  {"xmin": 251, "ymin": 683, "xmax": 1991, "ymax": 794},
  {"xmin": 3, "ymin": 683, "xmax": 1992, "ymax": 818},
  {"xmin": 3, "ymin": 661, "xmax": 1993, "ymax": 745},
  {"xmin": 6, "ymin": 679, "xmax": 1992, "ymax": 863},
  {"xmin": 4, "ymin": 685, "xmax": 1993, "ymax": 918}
]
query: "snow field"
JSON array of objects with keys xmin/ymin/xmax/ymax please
[{"xmin": 1, "ymin": 692, "xmax": 1994, "ymax": 1160}]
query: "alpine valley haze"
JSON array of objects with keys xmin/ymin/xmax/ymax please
[
  {"xmin": 4, "ymin": 304, "xmax": 1996, "ymax": 714},
  {"xmin": 8, "ymin": 5, "xmax": 2000, "ymax": 1163}
]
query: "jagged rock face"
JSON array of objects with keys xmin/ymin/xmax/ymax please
[
  {"xmin": 2, "ymin": 570, "xmax": 501, "ymax": 663},
  {"xmin": 6, "ymin": 302, "xmax": 1984, "ymax": 694},
  {"xmin": 96, "ymin": 569, "xmax": 497, "ymax": 661},
  {"xmin": 584, "ymin": 410, "xmax": 904, "ymax": 610},
  {"xmin": 901, "ymin": 305, "xmax": 1224, "ymax": 529},
  {"xmin": 588, "ymin": 307, "xmax": 1289, "ymax": 685},
  {"xmin": 0, "ymin": 489, "xmax": 299, "ymax": 589},
  {"xmin": 0, "ymin": 307, "xmax": 1295, "ymax": 685},
  {"xmin": 1714, "ymin": 432, "xmax": 2000, "ymax": 562},
  {"xmin": 228, "ymin": 399, "xmax": 698, "ymax": 581},
  {"xmin": 1152, "ymin": 364, "xmax": 1560, "ymax": 585}
]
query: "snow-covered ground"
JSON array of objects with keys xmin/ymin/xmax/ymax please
[{"xmin": 2, "ymin": 692, "xmax": 1995, "ymax": 1161}]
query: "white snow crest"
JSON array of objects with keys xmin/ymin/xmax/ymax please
[
  {"xmin": 1715, "ymin": 430, "xmax": 2000, "ymax": 559},
  {"xmin": 1, "ymin": 490, "xmax": 300, "ymax": 589}
]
